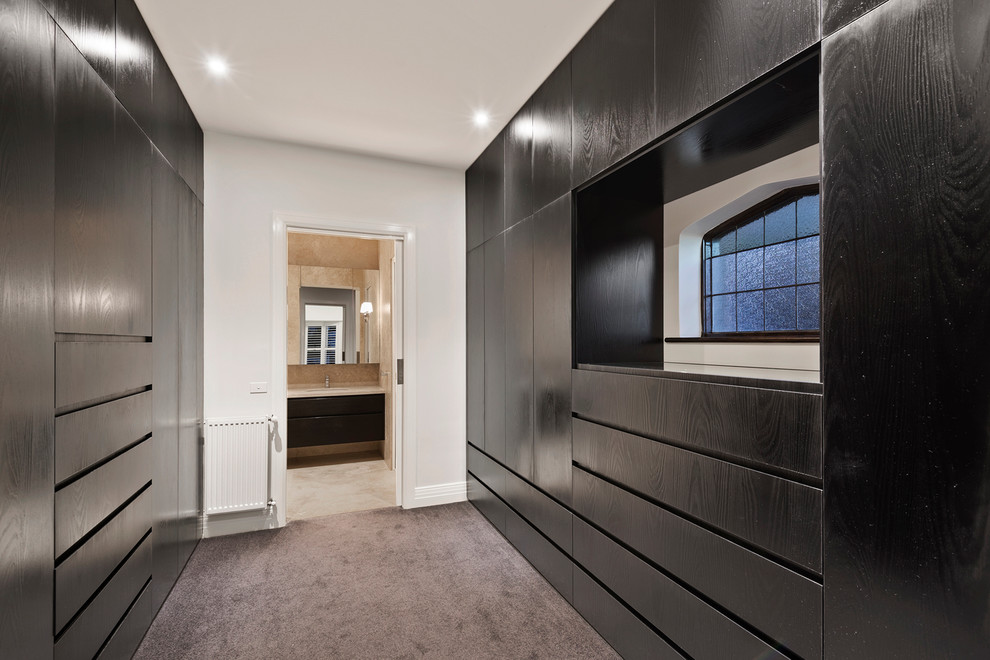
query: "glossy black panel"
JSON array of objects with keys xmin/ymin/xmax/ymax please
[
  {"xmin": 504, "ymin": 470, "xmax": 572, "ymax": 554},
  {"xmin": 467, "ymin": 246, "xmax": 485, "ymax": 450},
  {"xmin": 96, "ymin": 580, "xmax": 151, "ymax": 660},
  {"xmin": 55, "ymin": 391, "xmax": 152, "ymax": 484},
  {"xmin": 504, "ymin": 105, "xmax": 533, "ymax": 228},
  {"xmin": 0, "ymin": 2, "xmax": 55, "ymax": 655},
  {"xmin": 573, "ymin": 519, "xmax": 786, "ymax": 660},
  {"xmin": 55, "ymin": 0, "xmax": 115, "ymax": 88},
  {"xmin": 177, "ymin": 183, "xmax": 201, "ymax": 567},
  {"xmin": 287, "ymin": 414, "xmax": 385, "ymax": 448},
  {"xmin": 54, "ymin": 28, "xmax": 112, "ymax": 334},
  {"xmin": 151, "ymin": 45, "xmax": 179, "ymax": 169},
  {"xmin": 483, "ymin": 234, "xmax": 506, "ymax": 461},
  {"xmin": 467, "ymin": 444, "xmax": 505, "ymax": 498},
  {"xmin": 573, "ymin": 468, "xmax": 821, "ymax": 659},
  {"xmin": 55, "ymin": 488, "xmax": 151, "ymax": 633},
  {"xmin": 531, "ymin": 58, "xmax": 572, "ymax": 212},
  {"xmin": 658, "ymin": 52, "xmax": 820, "ymax": 205},
  {"xmin": 466, "ymin": 160, "xmax": 485, "ymax": 250},
  {"xmin": 54, "ymin": 439, "xmax": 152, "ymax": 558},
  {"xmin": 55, "ymin": 341, "xmax": 152, "ymax": 409},
  {"xmin": 572, "ymin": 369, "xmax": 823, "ymax": 480},
  {"xmin": 823, "ymin": 0, "xmax": 891, "ymax": 36},
  {"xmin": 194, "ymin": 126, "xmax": 205, "ymax": 201},
  {"xmin": 655, "ymin": 0, "xmax": 819, "ymax": 137},
  {"xmin": 481, "ymin": 132, "xmax": 505, "ymax": 241},
  {"xmin": 573, "ymin": 418, "xmax": 822, "ymax": 573},
  {"xmin": 505, "ymin": 508, "xmax": 573, "ymax": 603},
  {"xmin": 532, "ymin": 195, "xmax": 572, "ymax": 504},
  {"xmin": 572, "ymin": 567, "xmax": 682, "ymax": 660},
  {"xmin": 55, "ymin": 78, "xmax": 152, "ymax": 336},
  {"xmin": 112, "ymin": 102, "xmax": 154, "ymax": 331},
  {"xmin": 175, "ymin": 98, "xmax": 199, "ymax": 195},
  {"xmin": 573, "ymin": 161, "xmax": 664, "ymax": 364},
  {"xmin": 467, "ymin": 474, "xmax": 507, "ymax": 534},
  {"xmin": 571, "ymin": 0, "xmax": 656, "ymax": 186},
  {"xmin": 54, "ymin": 533, "xmax": 151, "ymax": 660},
  {"xmin": 114, "ymin": 0, "xmax": 153, "ymax": 132},
  {"xmin": 822, "ymin": 0, "xmax": 990, "ymax": 656},
  {"xmin": 151, "ymin": 150, "xmax": 180, "ymax": 613},
  {"xmin": 503, "ymin": 218, "xmax": 534, "ymax": 478}
]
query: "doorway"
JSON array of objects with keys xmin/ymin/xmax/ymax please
[{"xmin": 270, "ymin": 219, "xmax": 406, "ymax": 525}]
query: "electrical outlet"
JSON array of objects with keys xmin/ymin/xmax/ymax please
[{"xmin": 250, "ymin": 382, "xmax": 268, "ymax": 394}]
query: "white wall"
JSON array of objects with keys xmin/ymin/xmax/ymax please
[
  {"xmin": 204, "ymin": 132, "xmax": 466, "ymax": 534},
  {"xmin": 663, "ymin": 145, "xmax": 821, "ymax": 382}
]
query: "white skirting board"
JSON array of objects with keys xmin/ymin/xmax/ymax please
[{"xmin": 410, "ymin": 481, "xmax": 467, "ymax": 507}]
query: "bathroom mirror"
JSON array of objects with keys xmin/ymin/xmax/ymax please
[
  {"xmin": 286, "ymin": 231, "xmax": 389, "ymax": 369},
  {"xmin": 288, "ymin": 279, "xmax": 381, "ymax": 366}
]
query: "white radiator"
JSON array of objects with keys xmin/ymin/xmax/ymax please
[{"xmin": 204, "ymin": 416, "xmax": 272, "ymax": 515}]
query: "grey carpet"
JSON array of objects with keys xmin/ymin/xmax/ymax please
[{"xmin": 135, "ymin": 502, "xmax": 618, "ymax": 659}]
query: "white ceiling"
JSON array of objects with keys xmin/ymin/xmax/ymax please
[{"xmin": 135, "ymin": 0, "xmax": 614, "ymax": 170}]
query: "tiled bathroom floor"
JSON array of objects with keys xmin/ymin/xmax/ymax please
[{"xmin": 286, "ymin": 455, "xmax": 396, "ymax": 521}]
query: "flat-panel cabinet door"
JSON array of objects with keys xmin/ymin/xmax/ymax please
[
  {"xmin": 504, "ymin": 104, "xmax": 534, "ymax": 230},
  {"xmin": 571, "ymin": 0, "xmax": 656, "ymax": 186},
  {"xmin": 484, "ymin": 235, "xmax": 506, "ymax": 462},
  {"xmin": 115, "ymin": 0, "xmax": 154, "ymax": 134},
  {"xmin": 482, "ymin": 132, "xmax": 506, "ymax": 242},
  {"xmin": 533, "ymin": 195, "xmax": 572, "ymax": 504},
  {"xmin": 504, "ymin": 218, "xmax": 534, "ymax": 479},
  {"xmin": 56, "ymin": 0, "xmax": 115, "ymax": 88},
  {"xmin": 655, "ymin": 0, "xmax": 819, "ymax": 137},
  {"xmin": 822, "ymin": 0, "xmax": 990, "ymax": 657},
  {"xmin": 467, "ymin": 246, "xmax": 485, "ymax": 450},
  {"xmin": 466, "ymin": 160, "xmax": 485, "ymax": 251},
  {"xmin": 56, "ymin": 30, "xmax": 153, "ymax": 337},
  {"xmin": 177, "ymin": 183, "xmax": 201, "ymax": 567},
  {"xmin": 531, "ymin": 57, "xmax": 572, "ymax": 213},
  {"xmin": 151, "ymin": 152, "xmax": 180, "ymax": 613},
  {"xmin": 0, "ymin": 2, "xmax": 55, "ymax": 656}
]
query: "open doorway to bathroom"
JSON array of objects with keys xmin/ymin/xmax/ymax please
[{"xmin": 282, "ymin": 229, "xmax": 402, "ymax": 520}]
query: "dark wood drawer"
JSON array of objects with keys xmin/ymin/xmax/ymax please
[
  {"xmin": 572, "ymin": 467, "xmax": 822, "ymax": 660},
  {"xmin": 287, "ymin": 413, "xmax": 384, "ymax": 448},
  {"xmin": 55, "ymin": 439, "xmax": 152, "ymax": 558},
  {"xmin": 572, "ymin": 368, "xmax": 822, "ymax": 480},
  {"xmin": 55, "ymin": 390, "xmax": 152, "ymax": 484},
  {"xmin": 505, "ymin": 507, "xmax": 573, "ymax": 603},
  {"xmin": 467, "ymin": 444, "xmax": 505, "ymax": 498},
  {"xmin": 573, "ymin": 418, "xmax": 822, "ymax": 573},
  {"xmin": 504, "ymin": 469, "xmax": 572, "ymax": 554},
  {"xmin": 55, "ymin": 488, "xmax": 151, "ymax": 633},
  {"xmin": 56, "ymin": 341, "xmax": 152, "ymax": 410},
  {"xmin": 55, "ymin": 534, "xmax": 152, "ymax": 660},
  {"xmin": 467, "ymin": 474, "xmax": 508, "ymax": 534},
  {"xmin": 573, "ymin": 518, "xmax": 786, "ymax": 660},
  {"xmin": 287, "ymin": 393, "xmax": 384, "ymax": 418},
  {"xmin": 572, "ymin": 567, "xmax": 682, "ymax": 660}
]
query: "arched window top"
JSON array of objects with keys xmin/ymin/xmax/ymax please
[{"xmin": 702, "ymin": 185, "xmax": 820, "ymax": 336}]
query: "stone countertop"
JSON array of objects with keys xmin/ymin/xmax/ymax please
[{"xmin": 287, "ymin": 383, "xmax": 385, "ymax": 399}]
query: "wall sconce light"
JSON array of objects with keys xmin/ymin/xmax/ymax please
[{"xmin": 360, "ymin": 302, "xmax": 373, "ymax": 318}]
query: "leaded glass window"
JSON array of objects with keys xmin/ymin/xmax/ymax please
[{"xmin": 702, "ymin": 187, "xmax": 820, "ymax": 335}]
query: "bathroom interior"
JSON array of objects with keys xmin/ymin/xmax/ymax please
[{"xmin": 285, "ymin": 229, "xmax": 397, "ymax": 520}]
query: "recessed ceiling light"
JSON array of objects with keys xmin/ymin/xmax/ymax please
[
  {"xmin": 472, "ymin": 110, "xmax": 491, "ymax": 128},
  {"xmin": 206, "ymin": 55, "xmax": 230, "ymax": 77}
]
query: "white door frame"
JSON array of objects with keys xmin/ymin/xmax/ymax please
[{"xmin": 271, "ymin": 211, "xmax": 415, "ymax": 527}]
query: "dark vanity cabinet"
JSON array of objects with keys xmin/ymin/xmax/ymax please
[{"xmin": 287, "ymin": 395, "xmax": 385, "ymax": 448}]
